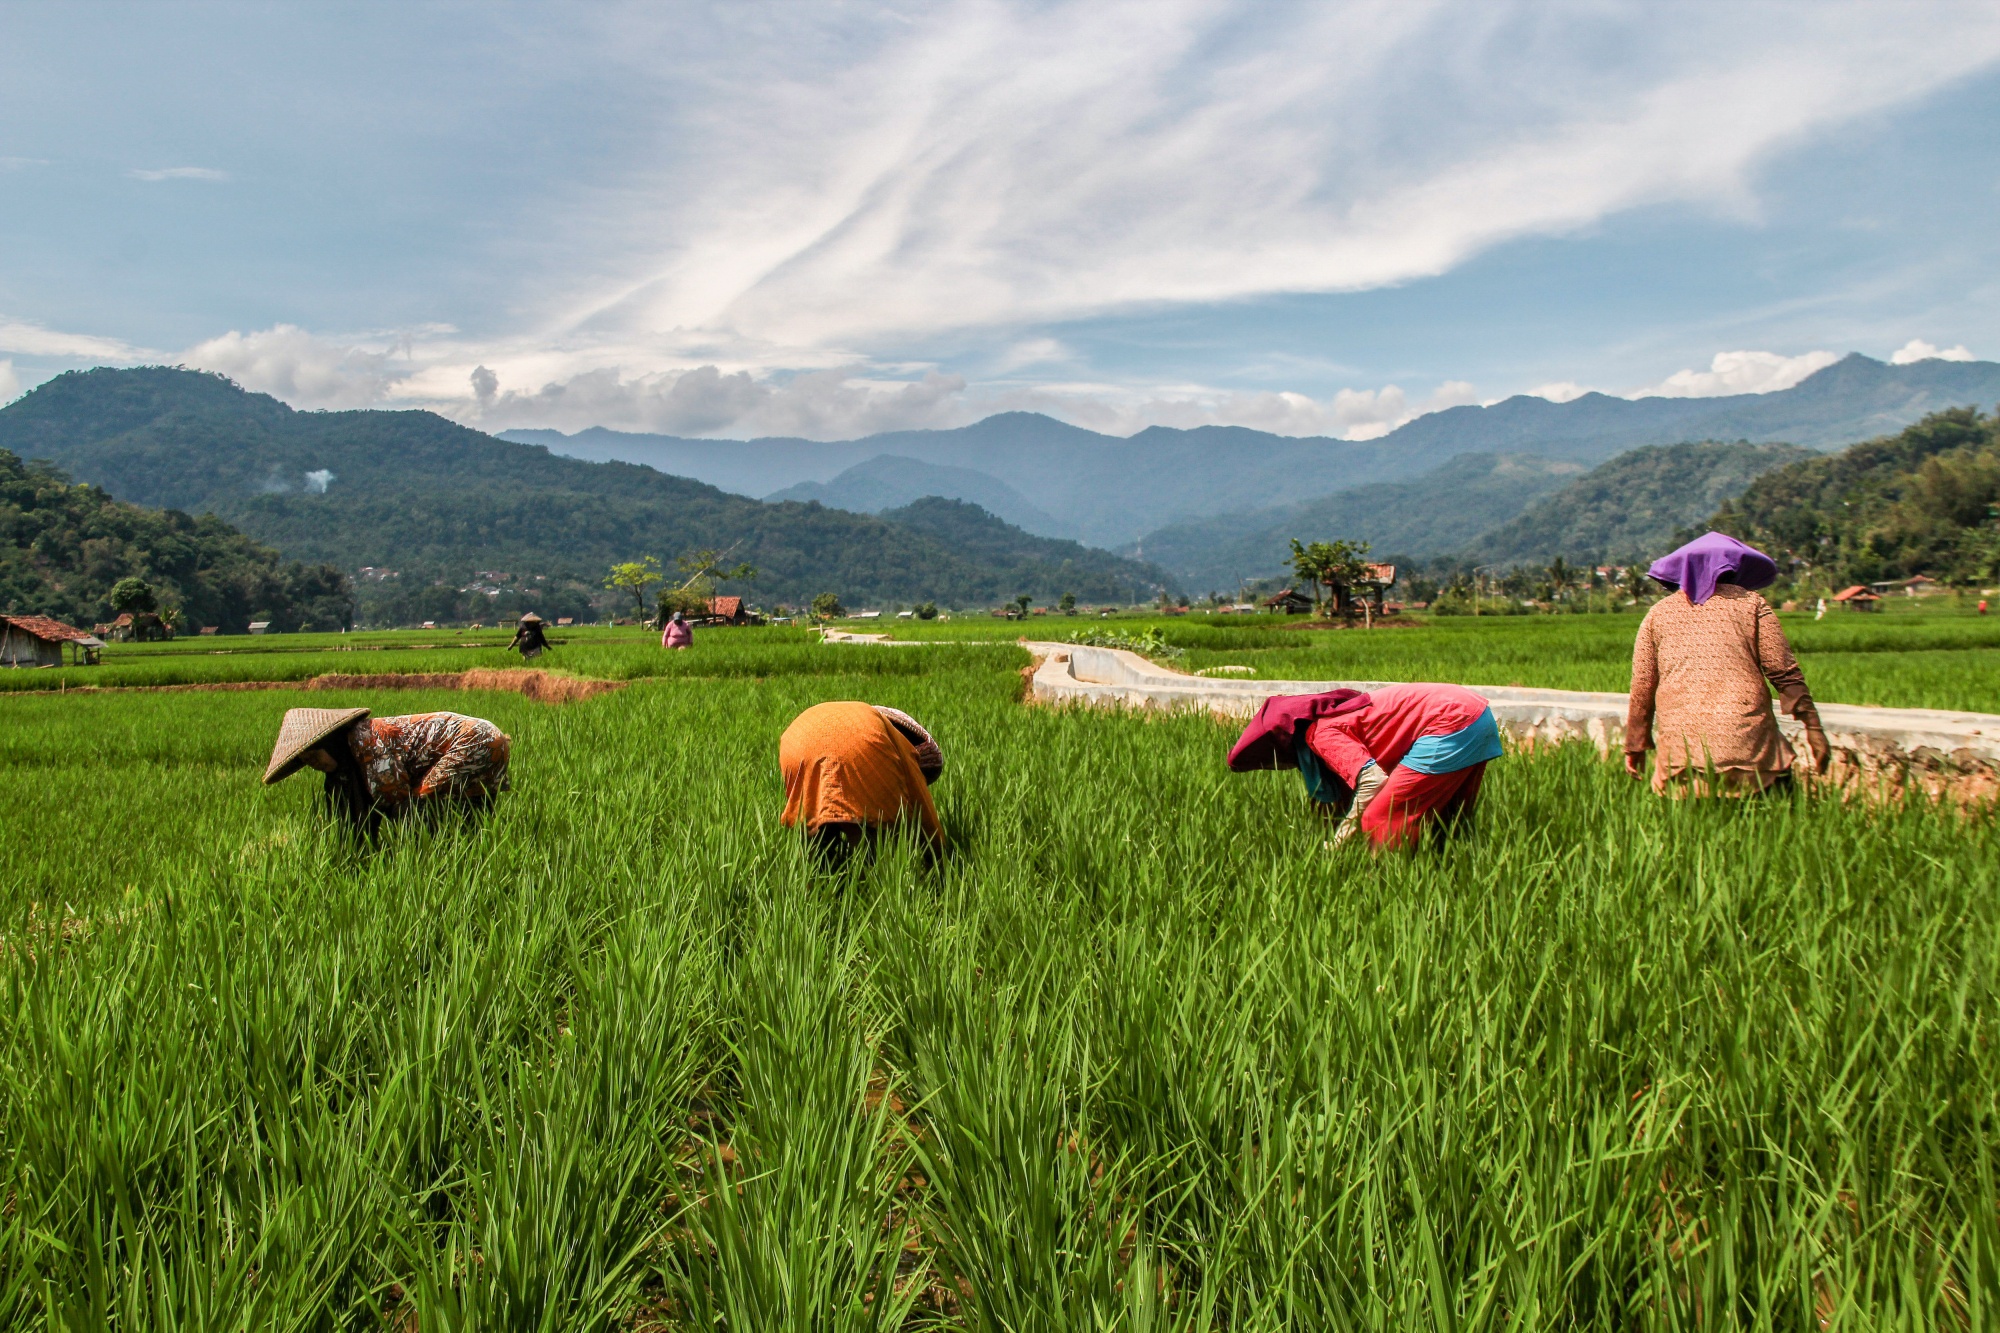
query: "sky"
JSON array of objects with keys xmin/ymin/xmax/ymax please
[{"xmin": 1, "ymin": 0, "xmax": 1997, "ymax": 442}]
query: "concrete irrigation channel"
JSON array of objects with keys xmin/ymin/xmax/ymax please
[{"xmin": 1021, "ymin": 641, "xmax": 2000, "ymax": 804}]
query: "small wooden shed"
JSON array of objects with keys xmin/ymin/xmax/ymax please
[
  {"xmin": 1831, "ymin": 585, "xmax": 1881, "ymax": 611},
  {"xmin": 703, "ymin": 595, "xmax": 762, "ymax": 626},
  {"xmin": 0, "ymin": 615, "xmax": 98, "ymax": 667},
  {"xmin": 1261, "ymin": 588, "xmax": 1314, "ymax": 615}
]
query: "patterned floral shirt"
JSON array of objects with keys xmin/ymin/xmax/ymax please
[
  {"xmin": 1626, "ymin": 586, "xmax": 1810, "ymax": 791},
  {"xmin": 348, "ymin": 712, "xmax": 512, "ymax": 812}
]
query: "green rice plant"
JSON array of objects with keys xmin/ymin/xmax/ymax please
[{"xmin": 0, "ymin": 649, "xmax": 1996, "ymax": 1327}]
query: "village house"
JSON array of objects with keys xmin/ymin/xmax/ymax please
[
  {"xmin": 1831, "ymin": 585, "xmax": 1881, "ymax": 612},
  {"xmin": 1, "ymin": 614, "xmax": 102, "ymax": 667},
  {"xmin": 1261, "ymin": 588, "xmax": 1315, "ymax": 614},
  {"xmin": 95, "ymin": 611, "xmax": 171, "ymax": 643},
  {"xmin": 703, "ymin": 595, "xmax": 761, "ymax": 626}
]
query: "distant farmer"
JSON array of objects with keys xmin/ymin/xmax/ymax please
[
  {"xmin": 662, "ymin": 610, "xmax": 693, "ymax": 650},
  {"xmin": 263, "ymin": 707, "xmax": 511, "ymax": 833},
  {"xmin": 510, "ymin": 612, "xmax": 549, "ymax": 660},
  {"xmin": 1625, "ymin": 532, "xmax": 1828, "ymax": 794},
  {"xmin": 779, "ymin": 701, "xmax": 944, "ymax": 868},
  {"xmin": 1228, "ymin": 683, "xmax": 1503, "ymax": 849}
]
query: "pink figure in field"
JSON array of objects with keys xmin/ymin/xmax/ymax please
[{"xmin": 662, "ymin": 610, "xmax": 693, "ymax": 649}]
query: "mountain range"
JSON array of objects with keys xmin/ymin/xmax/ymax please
[
  {"xmin": 0, "ymin": 368, "xmax": 1176, "ymax": 615},
  {"xmin": 503, "ymin": 353, "xmax": 2000, "ymax": 548}
]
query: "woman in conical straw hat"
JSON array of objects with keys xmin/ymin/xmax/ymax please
[
  {"xmin": 509, "ymin": 612, "xmax": 549, "ymax": 661},
  {"xmin": 264, "ymin": 707, "xmax": 511, "ymax": 832}
]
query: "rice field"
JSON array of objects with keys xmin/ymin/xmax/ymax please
[{"xmin": 2, "ymin": 625, "xmax": 1998, "ymax": 1327}]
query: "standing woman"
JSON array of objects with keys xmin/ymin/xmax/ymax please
[
  {"xmin": 662, "ymin": 610, "xmax": 693, "ymax": 650},
  {"xmin": 1625, "ymin": 532, "xmax": 1829, "ymax": 794},
  {"xmin": 1228, "ymin": 682, "xmax": 1503, "ymax": 849},
  {"xmin": 510, "ymin": 612, "xmax": 549, "ymax": 660},
  {"xmin": 263, "ymin": 707, "xmax": 511, "ymax": 834}
]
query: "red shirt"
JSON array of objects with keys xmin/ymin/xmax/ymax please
[{"xmin": 1306, "ymin": 682, "xmax": 1491, "ymax": 785}]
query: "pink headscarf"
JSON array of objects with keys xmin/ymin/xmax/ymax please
[
  {"xmin": 1226, "ymin": 689, "xmax": 1372, "ymax": 771},
  {"xmin": 1647, "ymin": 532, "xmax": 1778, "ymax": 606}
]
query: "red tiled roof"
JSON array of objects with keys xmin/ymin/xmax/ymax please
[
  {"xmin": 709, "ymin": 595, "xmax": 744, "ymax": 618},
  {"xmin": 1831, "ymin": 585, "xmax": 1877, "ymax": 601},
  {"xmin": 1363, "ymin": 562, "xmax": 1396, "ymax": 584},
  {"xmin": 0, "ymin": 614, "xmax": 92, "ymax": 644}
]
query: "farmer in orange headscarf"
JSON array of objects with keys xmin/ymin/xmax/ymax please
[{"xmin": 779, "ymin": 701, "xmax": 944, "ymax": 868}]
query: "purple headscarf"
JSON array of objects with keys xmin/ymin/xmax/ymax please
[{"xmin": 1647, "ymin": 532, "xmax": 1778, "ymax": 606}]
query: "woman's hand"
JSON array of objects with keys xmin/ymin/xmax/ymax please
[
  {"xmin": 1805, "ymin": 727, "xmax": 1831, "ymax": 775},
  {"xmin": 1624, "ymin": 750, "xmax": 1647, "ymax": 780}
]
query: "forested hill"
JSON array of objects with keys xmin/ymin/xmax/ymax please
[
  {"xmin": 0, "ymin": 449, "xmax": 354, "ymax": 632},
  {"xmin": 1465, "ymin": 441, "xmax": 1814, "ymax": 567},
  {"xmin": 1128, "ymin": 453, "xmax": 1587, "ymax": 589},
  {"xmin": 0, "ymin": 367, "xmax": 1176, "ymax": 610},
  {"xmin": 1711, "ymin": 408, "xmax": 2000, "ymax": 587}
]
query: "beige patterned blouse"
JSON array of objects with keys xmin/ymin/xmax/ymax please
[{"xmin": 1626, "ymin": 586, "xmax": 1814, "ymax": 791}]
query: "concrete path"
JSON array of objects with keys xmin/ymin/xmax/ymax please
[{"xmin": 1024, "ymin": 642, "xmax": 2000, "ymax": 801}]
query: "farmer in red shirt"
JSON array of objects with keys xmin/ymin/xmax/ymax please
[{"xmin": 1228, "ymin": 683, "xmax": 1503, "ymax": 849}]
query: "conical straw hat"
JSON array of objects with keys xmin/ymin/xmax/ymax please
[{"xmin": 263, "ymin": 706, "xmax": 370, "ymax": 784}]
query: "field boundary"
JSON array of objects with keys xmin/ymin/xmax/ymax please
[
  {"xmin": 1025, "ymin": 642, "xmax": 2000, "ymax": 803},
  {"xmin": 28, "ymin": 667, "xmax": 623, "ymax": 704}
]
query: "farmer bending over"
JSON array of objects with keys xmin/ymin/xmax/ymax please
[
  {"xmin": 1229, "ymin": 684, "xmax": 1502, "ymax": 849},
  {"xmin": 263, "ymin": 707, "xmax": 511, "ymax": 834},
  {"xmin": 779, "ymin": 701, "xmax": 944, "ymax": 869}
]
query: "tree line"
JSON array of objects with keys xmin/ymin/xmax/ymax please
[{"xmin": 0, "ymin": 449, "xmax": 355, "ymax": 632}]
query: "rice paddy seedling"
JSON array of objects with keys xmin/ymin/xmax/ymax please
[{"xmin": 1, "ymin": 628, "xmax": 1996, "ymax": 1326}]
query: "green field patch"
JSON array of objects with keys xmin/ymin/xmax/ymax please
[{"xmin": 1, "ymin": 646, "xmax": 1996, "ymax": 1323}]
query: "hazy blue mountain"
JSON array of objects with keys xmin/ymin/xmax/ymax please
[
  {"xmin": 1465, "ymin": 441, "xmax": 1816, "ymax": 567},
  {"xmin": 503, "ymin": 354, "xmax": 2000, "ymax": 547},
  {"xmin": 1131, "ymin": 454, "xmax": 1589, "ymax": 590},
  {"xmin": 503, "ymin": 425, "xmax": 874, "ymax": 498},
  {"xmin": 764, "ymin": 454, "xmax": 1065, "ymax": 536}
]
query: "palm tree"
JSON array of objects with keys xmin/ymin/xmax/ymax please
[{"xmin": 1546, "ymin": 556, "xmax": 1574, "ymax": 604}]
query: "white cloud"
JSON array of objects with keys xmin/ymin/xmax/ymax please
[
  {"xmin": 127, "ymin": 166, "xmax": 230, "ymax": 182},
  {"xmin": 0, "ymin": 361, "xmax": 19, "ymax": 404},
  {"xmin": 1889, "ymin": 338, "xmax": 1975, "ymax": 364},
  {"xmin": 477, "ymin": 363, "xmax": 970, "ymax": 438},
  {"xmin": 547, "ymin": 0, "xmax": 2000, "ymax": 359},
  {"xmin": 182, "ymin": 324, "xmax": 401, "ymax": 409},
  {"xmin": 1529, "ymin": 381, "xmax": 1590, "ymax": 403},
  {"xmin": 0, "ymin": 157, "xmax": 48, "ymax": 171},
  {"xmin": 970, "ymin": 377, "xmax": 1480, "ymax": 440},
  {"xmin": 1635, "ymin": 349, "xmax": 1841, "ymax": 398}
]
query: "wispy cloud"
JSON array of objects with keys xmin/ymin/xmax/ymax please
[
  {"xmin": 127, "ymin": 166, "xmax": 229, "ymax": 182},
  {"xmin": 0, "ymin": 157, "xmax": 48, "ymax": 171},
  {"xmin": 0, "ymin": 318, "xmax": 148, "ymax": 360},
  {"xmin": 550, "ymin": 0, "xmax": 2000, "ymax": 361}
]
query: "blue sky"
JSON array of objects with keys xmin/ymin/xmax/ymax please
[{"xmin": 1, "ymin": 0, "xmax": 1997, "ymax": 439}]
